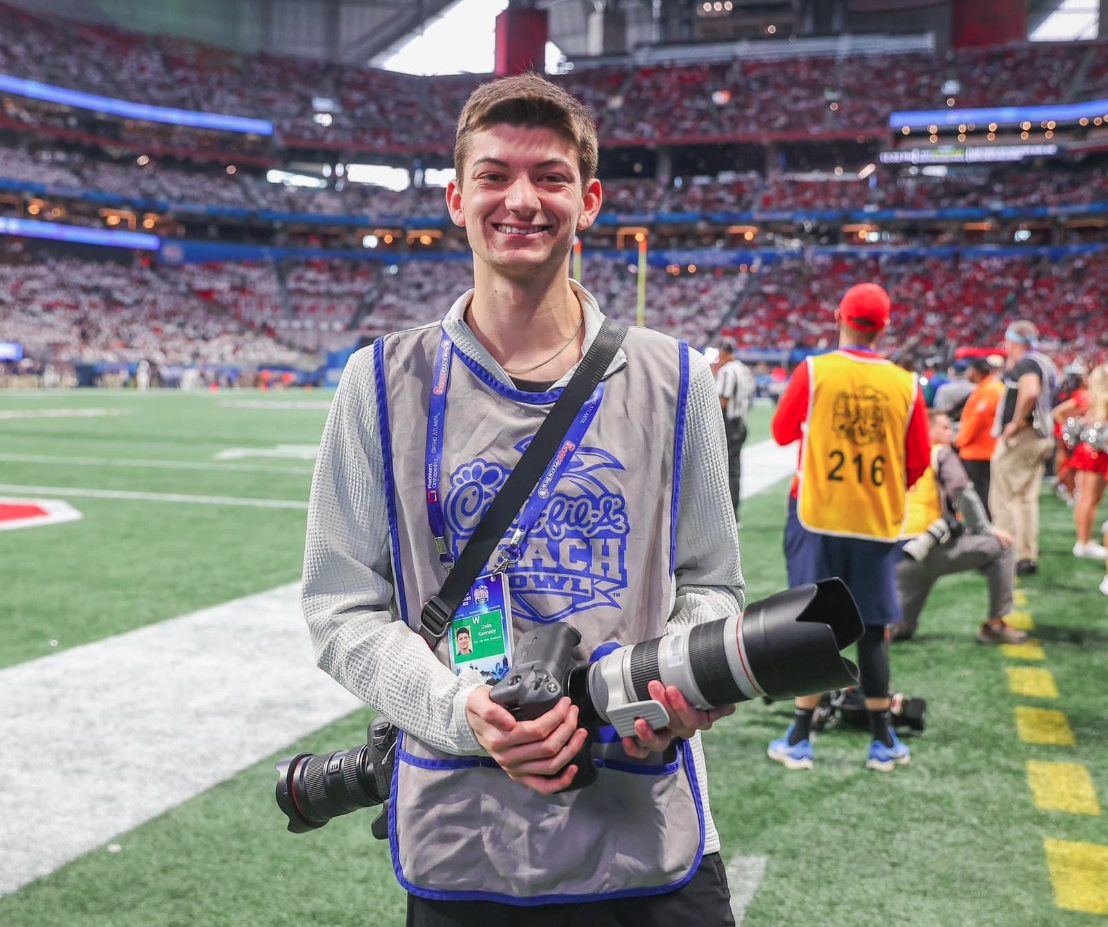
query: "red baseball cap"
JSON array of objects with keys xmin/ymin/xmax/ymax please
[{"xmin": 839, "ymin": 283, "xmax": 891, "ymax": 331}]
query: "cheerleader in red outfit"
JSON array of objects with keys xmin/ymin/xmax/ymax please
[
  {"xmin": 1068, "ymin": 364, "xmax": 1108, "ymax": 563},
  {"xmin": 1052, "ymin": 368, "xmax": 1088, "ymax": 504}
]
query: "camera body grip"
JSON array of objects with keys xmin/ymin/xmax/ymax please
[{"xmin": 490, "ymin": 623, "xmax": 597, "ymax": 790}]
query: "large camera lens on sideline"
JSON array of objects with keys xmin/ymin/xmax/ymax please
[{"xmin": 578, "ymin": 579, "xmax": 862, "ymax": 733}]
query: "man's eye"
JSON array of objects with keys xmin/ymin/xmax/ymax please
[
  {"xmin": 480, "ymin": 173, "xmax": 506, "ymax": 182},
  {"xmin": 541, "ymin": 175, "xmax": 568, "ymax": 184}
]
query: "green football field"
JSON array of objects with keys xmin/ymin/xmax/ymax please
[{"xmin": 1, "ymin": 389, "xmax": 1106, "ymax": 926}]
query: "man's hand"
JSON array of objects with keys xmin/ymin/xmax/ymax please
[
  {"xmin": 1002, "ymin": 420, "xmax": 1024, "ymax": 441},
  {"xmin": 621, "ymin": 680, "xmax": 736, "ymax": 759},
  {"xmin": 466, "ymin": 687, "xmax": 588, "ymax": 795},
  {"xmin": 993, "ymin": 527, "xmax": 1015, "ymax": 548}
]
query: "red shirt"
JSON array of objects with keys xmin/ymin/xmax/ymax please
[{"xmin": 772, "ymin": 347, "xmax": 931, "ymax": 498}]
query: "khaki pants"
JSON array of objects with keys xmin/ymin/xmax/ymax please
[{"xmin": 989, "ymin": 429, "xmax": 1054, "ymax": 561}]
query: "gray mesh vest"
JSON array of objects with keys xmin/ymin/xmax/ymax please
[{"xmin": 372, "ymin": 320, "xmax": 706, "ymax": 903}]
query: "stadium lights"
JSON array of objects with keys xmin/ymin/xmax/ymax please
[
  {"xmin": 226, "ymin": 165, "xmax": 237, "ymax": 175},
  {"xmin": 362, "ymin": 234, "xmax": 379, "ymax": 248},
  {"xmin": 313, "ymin": 112, "xmax": 333, "ymax": 127},
  {"xmin": 1080, "ymin": 118, "xmax": 1089, "ymax": 126},
  {"xmin": 27, "ymin": 203, "xmax": 39, "ymax": 215},
  {"xmin": 958, "ymin": 133, "xmax": 966, "ymax": 142},
  {"xmin": 958, "ymin": 124, "xmax": 966, "ymax": 132},
  {"xmin": 946, "ymin": 98, "xmax": 955, "ymax": 106},
  {"xmin": 767, "ymin": 24, "xmax": 777, "ymax": 33},
  {"xmin": 987, "ymin": 132, "xmax": 996, "ymax": 141},
  {"xmin": 1021, "ymin": 131, "xmax": 1030, "ymax": 139},
  {"xmin": 928, "ymin": 125, "xmax": 938, "ymax": 133},
  {"xmin": 1045, "ymin": 130, "xmax": 1054, "ymax": 139},
  {"xmin": 989, "ymin": 123, "xmax": 998, "ymax": 131},
  {"xmin": 688, "ymin": 264, "xmax": 697, "ymax": 273},
  {"xmin": 136, "ymin": 154, "xmax": 149, "ymax": 166},
  {"xmin": 830, "ymin": 101, "xmax": 839, "ymax": 111},
  {"xmin": 902, "ymin": 126, "xmax": 911, "ymax": 135},
  {"xmin": 858, "ymin": 163, "xmax": 876, "ymax": 179},
  {"xmin": 266, "ymin": 169, "xmax": 326, "ymax": 188}
]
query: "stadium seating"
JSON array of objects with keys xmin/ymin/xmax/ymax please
[{"xmin": 1, "ymin": 3, "xmax": 1105, "ymax": 152}]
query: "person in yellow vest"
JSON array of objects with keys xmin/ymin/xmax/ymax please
[
  {"xmin": 768, "ymin": 282, "xmax": 930, "ymax": 772},
  {"xmin": 892, "ymin": 410, "xmax": 1023, "ymax": 644}
]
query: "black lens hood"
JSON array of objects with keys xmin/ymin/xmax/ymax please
[{"xmin": 739, "ymin": 579, "xmax": 862, "ymax": 700}]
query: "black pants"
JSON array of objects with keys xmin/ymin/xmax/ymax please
[
  {"xmin": 724, "ymin": 417, "xmax": 747, "ymax": 519},
  {"xmin": 405, "ymin": 852, "xmax": 735, "ymax": 927},
  {"xmin": 960, "ymin": 457, "xmax": 992, "ymax": 520}
]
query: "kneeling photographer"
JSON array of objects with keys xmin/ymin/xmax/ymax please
[{"xmin": 893, "ymin": 410, "xmax": 1025, "ymax": 645}]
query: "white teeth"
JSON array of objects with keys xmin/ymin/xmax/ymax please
[{"xmin": 496, "ymin": 224, "xmax": 546, "ymax": 234}]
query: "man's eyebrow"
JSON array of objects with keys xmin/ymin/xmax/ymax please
[{"xmin": 470, "ymin": 157, "xmax": 576, "ymax": 172}]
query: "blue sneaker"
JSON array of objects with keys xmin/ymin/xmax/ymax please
[
  {"xmin": 866, "ymin": 731, "xmax": 911, "ymax": 771},
  {"xmin": 767, "ymin": 725, "xmax": 814, "ymax": 770}
]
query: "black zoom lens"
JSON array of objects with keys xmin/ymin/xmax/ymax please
[{"xmin": 275, "ymin": 745, "xmax": 382, "ymax": 834}]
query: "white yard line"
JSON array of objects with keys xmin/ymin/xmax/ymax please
[
  {"xmin": 0, "ymin": 583, "xmax": 360, "ymax": 897},
  {"xmin": 0, "ymin": 408, "xmax": 127, "ymax": 420},
  {"xmin": 740, "ymin": 438, "xmax": 796, "ymax": 501},
  {"xmin": 0, "ymin": 452, "xmax": 314, "ymax": 476},
  {"xmin": 727, "ymin": 855, "xmax": 769, "ymax": 924},
  {"xmin": 0, "ymin": 484, "xmax": 308, "ymax": 510}
]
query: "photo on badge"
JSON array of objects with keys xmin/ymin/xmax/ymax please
[{"xmin": 448, "ymin": 571, "xmax": 514, "ymax": 684}]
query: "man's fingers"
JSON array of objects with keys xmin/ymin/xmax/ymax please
[
  {"xmin": 621, "ymin": 735, "xmax": 651, "ymax": 759},
  {"xmin": 504, "ymin": 698, "xmax": 573, "ymax": 745},
  {"xmin": 499, "ymin": 716, "xmax": 582, "ymax": 767},
  {"xmin": 515, "ymin": 764, "xmax": 579, "ymax": 796},
  {"xmin": 510, "ymin": 727, "xmax": 589, "ymax": 777}
]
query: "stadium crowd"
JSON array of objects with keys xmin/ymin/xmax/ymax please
[{"xmin": 1, "ymin": 2, "xmax": 1106, "ymax": 153}]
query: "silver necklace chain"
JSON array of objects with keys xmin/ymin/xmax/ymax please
[{"xmin": 501, "ymin": 316, "xmax": 584, "ymax": 375}]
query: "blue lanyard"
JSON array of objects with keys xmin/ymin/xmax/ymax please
[{"xmin": 425, "ymin": 329, "xmax": 605, "ymax": 569}]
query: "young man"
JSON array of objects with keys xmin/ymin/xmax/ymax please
[
  {"xmin": 766, "ymin": 283, "xmax": 930, "ymax": 772},
  {"xmin": 301, "ymin": 74, "xmax": 743, "ymax": 925},
  {"xmin": 893, "ymin": 410, "xmax": 1024, "ymax": 645},
  {"xmin": 989, "ymin": 321, "xmax": 1057, "ymax": 576},
  {"xmin": 955, "ymin": 356, "xmax": 1004, "ymax": 519},
  {"xmin": 715, "ymin": 338, "xmax": 756, "ymax": 522}
]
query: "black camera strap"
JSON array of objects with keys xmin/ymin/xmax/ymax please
[{"xmin": 419, "ymin": 316, "xmax": 629, "ymax": 647}]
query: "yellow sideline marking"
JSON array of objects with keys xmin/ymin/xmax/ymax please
[
  {"xmin": 1044, "ymin": 838, "xmax": 1108, "ymax": 915},
  {"xmin": 1007, "ymin": 666, "xmax": 1059, "ymax": 699},
  {"xmin": 1002, "ymin": 639, "xmax": 1045, "ymax": 660},
  {"xmin": 1013, "ymin": 589, "xmax": 1028, "ymax": 607},
  {"xmin": 1016, "ymin": 708, "xmax": 1075, "ymax": 746},
  {"xmin": 1005, "ymin": 611, "xmax": 1034, "ymax": 631},
  {"xmin": 1027, "ymin": 762, "xmax": 1100, "ymax": 815}
]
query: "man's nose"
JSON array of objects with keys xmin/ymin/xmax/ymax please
[{"xmin": 504, "ymin": 176, "xmax": 540, "ymax": 214}]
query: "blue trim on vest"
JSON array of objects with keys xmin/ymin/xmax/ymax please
[
  {"xmin": 373, "ymin": 337, "xmax": 409, "ymax": 625},
  {"xmin": 397, "ymin": 748, "xmax": 501, "ymax": 771},
  {"xmin": 390, "ymin": 732, "xmax": 706, "ymax": 905},
  {"xmin": 396, "ymin": 745, "xmax": 680, "ymax": 776},
  {"xmin": 669, "ymin": 341, "xmax": 691, "ymax": 574},
  {"xmin": 449, "ymin": 330, "xmax": 566, "ymax": 405}
]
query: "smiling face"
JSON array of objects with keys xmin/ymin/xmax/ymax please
[{"xmin": 446, "ymin": 124, "xmax": 601, "ymax": 282}]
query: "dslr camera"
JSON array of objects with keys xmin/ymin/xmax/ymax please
[
  {"xmin": 902, "ymin": 516, "xmax": 963, "ymax": 562},
  {"xmin": 275, "ymin": 580, "xmax": 862, "ymax": 829}
]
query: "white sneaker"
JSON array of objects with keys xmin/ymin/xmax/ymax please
[
  {"xmin": 1074, "ymin": 541, "xmax": 1108, "ymax": 560},
  {"xmin": 1100, "ymin": 576, "xmax": 1108, "ymax": 597}
]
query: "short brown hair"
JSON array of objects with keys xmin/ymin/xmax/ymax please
[
  {"xmin": 927, "ymin": 408, "xmax": 950, "ymax": 426},
  {"xmin": 453, "ymin": 73, "xmax": 598, "ymax": 189}
]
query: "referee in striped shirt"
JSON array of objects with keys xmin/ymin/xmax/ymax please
[{"xmin": 716, "ymin": 339, "xmax": 756, "ymax": 522}]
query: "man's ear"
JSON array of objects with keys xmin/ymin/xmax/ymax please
[
  {"xmin": 446, "ymin": 179, "xmax": 465, "ymax": 227},
  {"xmin": 576, "ymin": 177, "xmax": 603, "ymax": 231}
]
